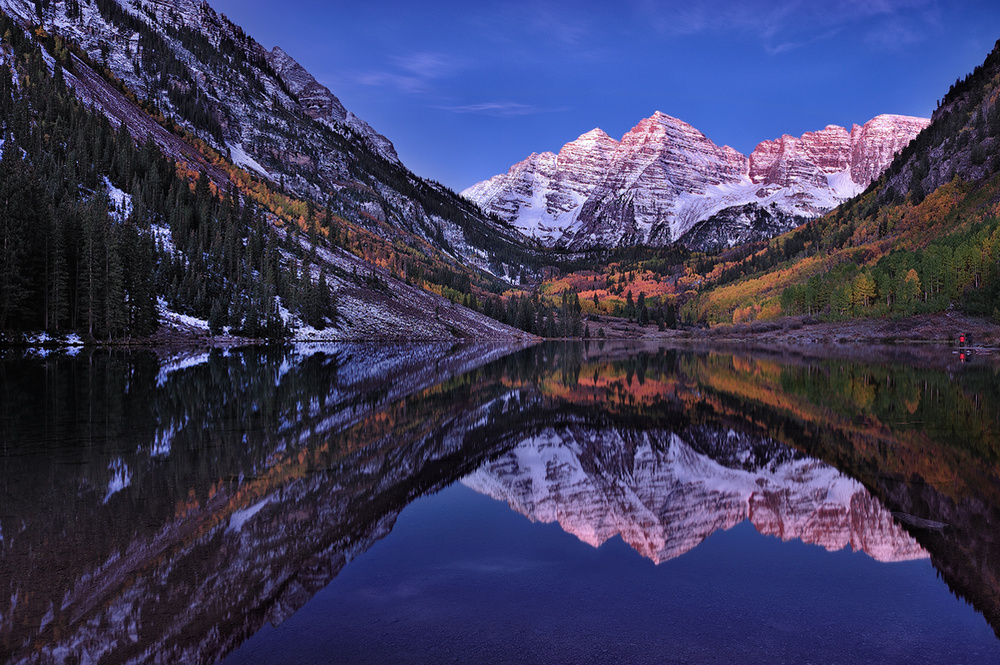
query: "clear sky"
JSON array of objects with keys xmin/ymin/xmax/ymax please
[{"xmin": 208, "ymin": 0, "xmax": 1000, "ymax": 192}]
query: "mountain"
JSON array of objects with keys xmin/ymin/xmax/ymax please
[
  {"xmin": 265, "ymin": 45, "xmax": 398, "ymax": 163},
  {"xmin": 0, "ymin": 0, "xmax": 547, "ymax": 341},
  {"xmin": 683, "ymin": 39, "xmax": 1000, "ymax": 327},
  {"xmin": 464, "ymin": 424, "xmax": 925, "ymax": 564},
  {"xmin": 0, "ymin": 0, "xmax": 536, "ymax": 275},
  {"xmin": 879, "ymin": 41, "xmax": 1000, "ymax": 204},
  {"xmin": 463, "ymin": 112, "xmax": 928, "ymax": 252}
]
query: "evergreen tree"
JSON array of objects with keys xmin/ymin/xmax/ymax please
[
  {"xmin": 0, "ymin": 150, "xmax": 41, "ymax": 329},
  {"xmin": 637, "ymin": 291, "xmax": 649, "ymax": 325}
]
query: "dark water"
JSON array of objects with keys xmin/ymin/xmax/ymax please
[{"xmin": 2, "ymin": 342, "xmax": 1000, "ymax": 664}]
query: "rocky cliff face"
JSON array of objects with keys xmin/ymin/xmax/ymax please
[
  {"xmin": 465, "ymin": 129, "xmax": 619, "ymax": 245},
  {"xmin": 880, "ymin": 39, "xmax": 1000, "ymax": 204},
  {"xmin": 850, "ymin": 114, "xmax": 932, "ymax": 186},
  {"xmin": 463, "ymin": 424, "xmax": 926, "ymax": 564},
  {"xmin": 266, "ymin": 45, "xmax": 399, "ymax": 163},
  {"xmin": 464, "ymin": 112, "xmax": 929, "ymax": 251},
  {"xmin": 570, "ymin": 112, "xmax": 750, "ymax": 248}
]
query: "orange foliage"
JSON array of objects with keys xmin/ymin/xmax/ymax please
[
  {"xmin": 895, "ymin": 179, "xmax": 971, "ymax": 248},
  {"xmin": 542, "ymin": 264, "xmax": 681, "ymax": 314}
]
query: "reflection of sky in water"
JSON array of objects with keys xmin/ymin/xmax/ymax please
[{"xmin": 226, "ymin": 483, "xmax": 998, "ymax": 665}]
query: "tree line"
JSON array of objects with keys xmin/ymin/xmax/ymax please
[
  {"xmin": 0, "ymin": 14, "xmax": 336, "ymax": 340},
  {"xmin": 779, "ymin": 216, "xmax": 1000, "ymax": 320}
]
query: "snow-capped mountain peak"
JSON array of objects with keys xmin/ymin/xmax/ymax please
[{"xmin": 463, "ymin": 111, "xmax": 929, "ymax": 251}]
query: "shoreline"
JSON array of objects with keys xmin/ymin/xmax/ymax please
[{"xmin": 3, "ymin": 311, "xmax": 998, "ymax": 355}]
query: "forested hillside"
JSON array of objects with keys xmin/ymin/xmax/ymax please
[
  {"xmin": 0, "ymin": 11, "xmax": 333, "ymax": 340},
  {"xmin": 19, "ymin": 0, "xmax": 538, "ymax": 280},
  {"xmin": 0, "ymin": 5, "xmax": 546, "ymax": 342},
  {"xmin": 675, "ymin": 39, "xmax": 1000, "ymax": 327}
]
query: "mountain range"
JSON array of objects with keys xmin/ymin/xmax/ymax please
[
  {"xmin": 463, "ymin": 112, "xmax": 929, "ymax": 251},
  {"xmin": 0, "ymin": 0, "xmax": 996, "ymax": 341},
  {"xmin": 1, "ymin": 0, "xmax": 929, "ymax": 266}
]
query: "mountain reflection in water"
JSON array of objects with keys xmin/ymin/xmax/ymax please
[
  {"xmin": 1, "ymin": 341, "xmax": 999, "ymax": 664},
  {"xmin": 464, "ymin": 426, "xmax": 926, "ymax": 564}
]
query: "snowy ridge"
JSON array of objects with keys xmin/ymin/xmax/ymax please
[
  {"xmin": 265, "ymin": 45, "xmax": 399, "ymax": 164},
  {"xmin": 464, "ymin": 112, "xmax": 929, "ymax": 250}
]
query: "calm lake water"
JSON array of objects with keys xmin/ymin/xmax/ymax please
[{"xmin": 2, "ymin": 341, "xmax": 1000, "ymax": 664}]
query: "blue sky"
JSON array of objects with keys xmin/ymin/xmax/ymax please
[{"xmin": 209, "ymin": 0, "xmax": 1000, "ymax": 192}]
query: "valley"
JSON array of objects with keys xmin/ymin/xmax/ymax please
[{"xmin": 0, "ymin": 0, "xmax": 997, "ymax": 346}]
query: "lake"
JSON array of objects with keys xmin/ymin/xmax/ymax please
[{"xmin": 2, "ymin": 341, "xmax": 999, "ymax": 664}]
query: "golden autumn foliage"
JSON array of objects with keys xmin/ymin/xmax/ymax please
[{"xmin": 680, "ymin": 168, "xmax": 1000, "ymax": 325}]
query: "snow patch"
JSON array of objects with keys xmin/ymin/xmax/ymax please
[
  {"xmin": 157, "ymin": 298, "xmax": 210, "ymax": 333},
  {"xmin": 151, "ymin": 224, "xmax": 175, "ymax": 253},
  {"xmin": 103, "ymin": 459, "xmax": 131, "ymax": 504},
  {"xmin": 827, "ymin": 170, "xmax": 864, "ymax": 200},
  {"xmin": 227, "ymin": 143, "xmax": 271, "ymax": 178},
  {"xmin": 103, "ymin": 177, "xmax": 133, "ymax": 222}
]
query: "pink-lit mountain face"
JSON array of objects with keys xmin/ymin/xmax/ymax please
[
  {"xmin": 463, "ymin": 112, "xmax": 929, "ymax": 251},
  {"xmin": 463, "ymin": 426, "xmax": 927, "ymax": 565}
]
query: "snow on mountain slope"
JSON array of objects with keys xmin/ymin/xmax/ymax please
[
  {"xmin": 464, "ymin": 112, "xmax": 930, "ymax": 251},
  {"xmin": 266, "ymin": 45, "xmax": 399, "ymax": 163},
  {"xmin": 0, "ymin": 0, "xmax": 530, "ymax": 278},
  {"xmin": 463, "ymin": 128, "xmax": 620, "ymax": 245}
]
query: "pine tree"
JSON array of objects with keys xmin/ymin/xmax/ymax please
[
  {"xmin": 665, "ymin": 303, "xmax": 677, "ymax": 329},
  {"xmin": 45, "ymin": 205, "xmax": 68, "ymax": 332},
  {"xmin": 637, "ymin": 291, "xmax": 649, "ymax": 325},
  {"xmin": 103, "ymin": 217, "xmax": 126, "ymax": 339},
  {"xmin": 209, "ymin": 297, "xmax": 226, "ymax": 335}
]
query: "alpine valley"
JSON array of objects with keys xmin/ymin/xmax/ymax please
[
  {"xmin": 0, "ymin": 0, "xmax": 997, "ymax": 343},
  {"xmin": 4, "ymin": 4, "xmax": 1000, "ymax": 663}
]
